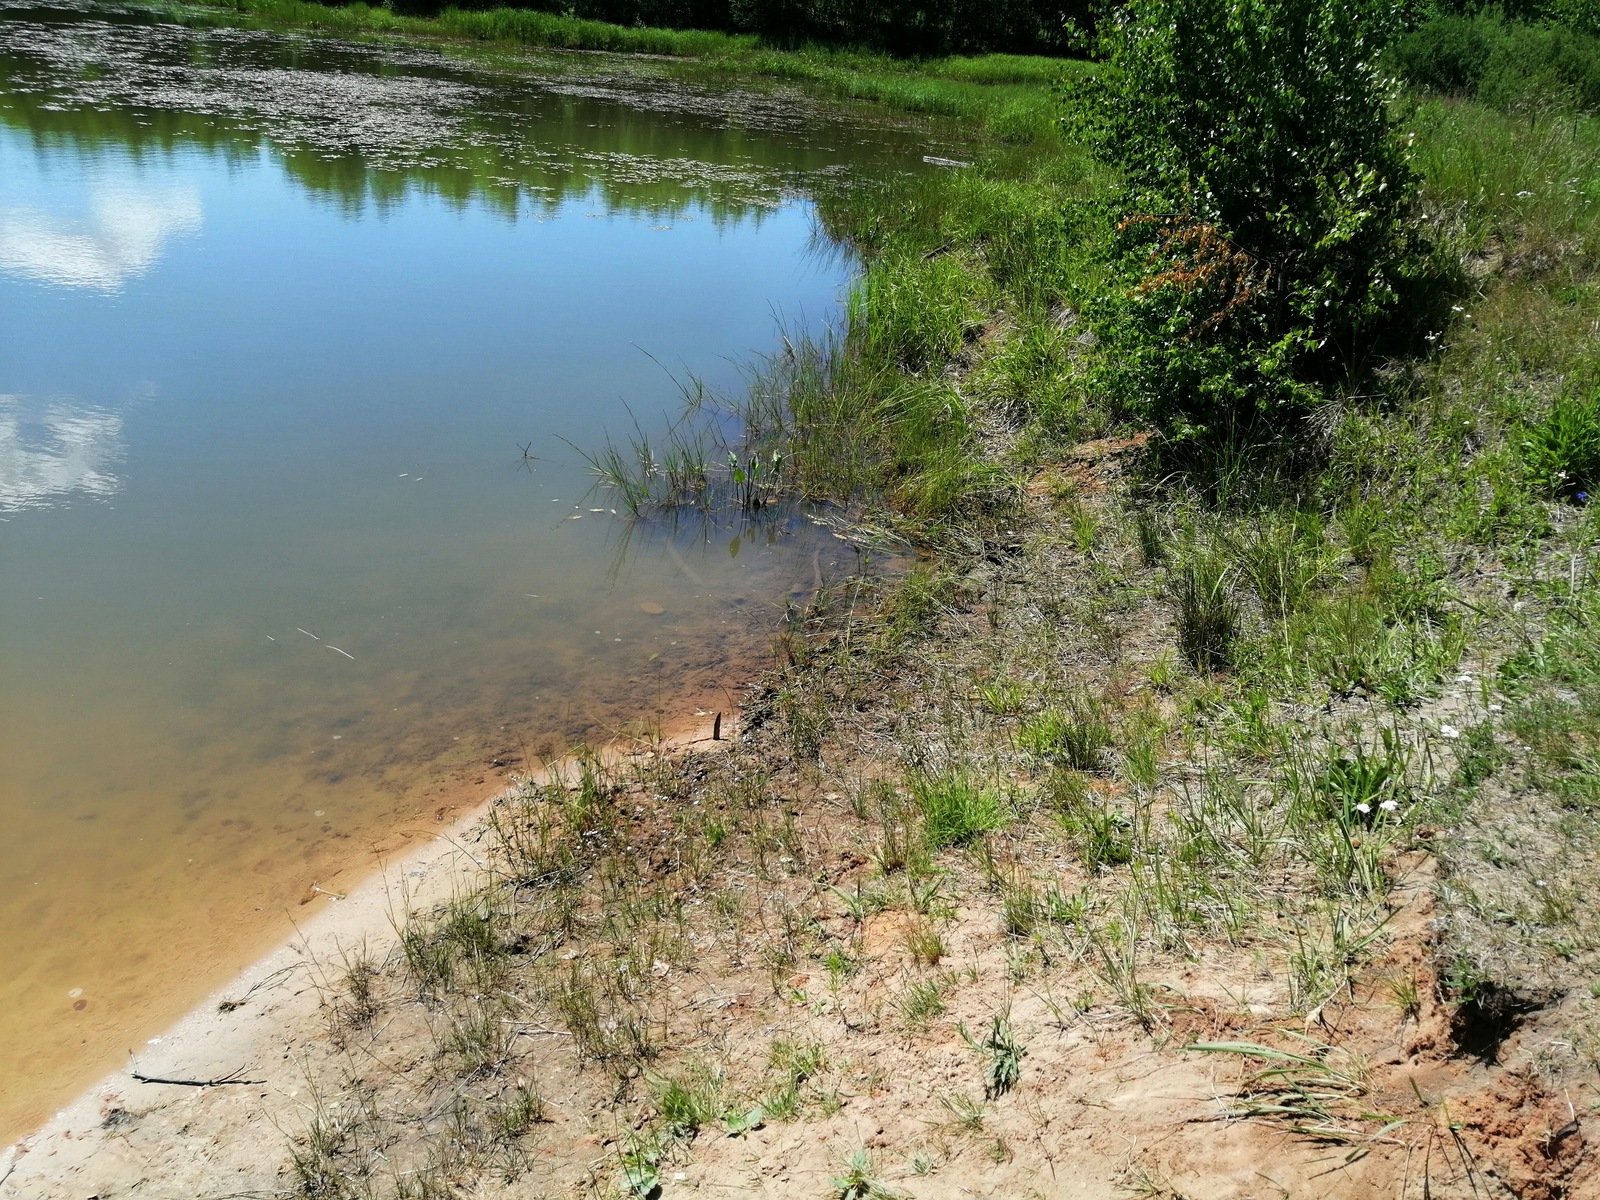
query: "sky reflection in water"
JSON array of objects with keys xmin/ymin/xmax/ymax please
[{"xmin": 0, "ymin": 2, "xmax": 932, "ymax": 1139}]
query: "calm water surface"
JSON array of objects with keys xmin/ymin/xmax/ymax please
[{"xmin": 0, "ymin": 1, "xmax": 933, "ymax": 1136}]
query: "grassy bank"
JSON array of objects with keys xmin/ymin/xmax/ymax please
[{"xmin": 78, "ymin": 3, "xmax": 1600, "ymax": 1196}]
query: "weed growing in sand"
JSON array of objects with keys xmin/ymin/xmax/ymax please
[
  {"xmin": 906, "ymin": 874, "xmax": 954, "ymax": 918},
  {"xmin": 1016, "ymin": 691, "xmax": 1112, "ymax": 770},
  {"xmin": 288, "ymin": 1087, "xmax": 369, "ymax": 1200},
  {"xmin": 769, "ymin": 1038, "xmax": 828, "ymax": 1083},
  {"xmin": 761, "ymin": 1039, "xmax": 829, "ymax": 1120},
  {"xmin": 973, "ymin": 676, "xmax": 1030, "ymax": 716},
  {"xmin": 328, "ymin": 943, "xmax": 381, "ymax": 1033},
  {"xmin": 910, "ymin": 771, "xmax": 1009, "ymax": 847},
  {"xmin": 898, "ymin": 973, "xmax": 956, "ymax": 1026},
  {"xmin": 492, "ymin": 1084, "xmax": 548, "ymax": 1139},
  {"xmin": 832, "ymin": 1149, "xmax": 902, "ymax": 1199},
  {"xmin": 443, "ymin": 995, "xmax": 511, "ymax": 1079},
  {"xmin": 1086, "ymin": 919, "xmax": 1157, "ymax": 1029},
  {"xmin": 1451, "ymin": 719, "xmax": 1509, "ymax": 790},
  {"xmin": 903, "ymin": 917, "xmax": 947, "ymax": 965},
  {"xmin": 1064, "ymin": 496, "xmax": 1100, "ymax": 555},
  {"xmin": 553, "ymin": 960, "xmax": 661, "ymax": 1076},
  {"xmin": 1185, "ymin": 1039, "xmax": 1385, "ymax": 1143},
  {"xmin": 830, "ymin": 880, "xmax": 893, "ymax": 925},
  {"xmin": 398, "ymin": 892, "xmax": 515, "ymax": 1000},
  {"xmin": 960, "ymin": 1012, "xmax": 1026, "ymax": 1099},
  {"xmin": 617, "ymin": 1129, "xmax": 667, "ymax": 1198},
  {"xmin": 939, "ymin": 1090, "xmax": 987, "ymax": 1132},
  {"xmin": 1169, "ymin": 537, "xmax": 1239, "ymax": 670},
  {"xmin": 1120, "ymin": 713, "xmax": 1165, "ymax": 788},
  {"xmin": 1132, "ymin": 505, "xmax": 1167, "ymax": 566},
  {"xmin": 998, "ymin": 873, "xmax": 1042, "ymax": 939},
  {"xmin": 648, "ymin": 1064, "xmax": 725, "ymax": 1138},
  {"xmin": 1048, "ymin": 777, "xmax": 1134, "ymax": 870},
  {"xmin": 824, "ymin": 945, "xmax": 863, "ymax": 986},
  {"xmin": 872, "ymin": 785, "xmax": 932, "ymax": 875},
  {"xmin": 779, "ymin": 681, "xmax": 831, "ymax": 761},
  {"xmin": 1227, "ymin": 513, "xmax": 1333, "ymax": 622},
  {"xmin": 1383, "ymin": 971, "xmax": 1424, "ymax": 1021}
]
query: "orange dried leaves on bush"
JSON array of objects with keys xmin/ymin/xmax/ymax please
[{"xmin": 1122, "ymin": 214, "xmax": 1272, "ymax": 338}]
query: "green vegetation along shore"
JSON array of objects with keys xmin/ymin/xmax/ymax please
[{"xmin": 57, "ymin": 0, "xmax": 1600, "ymax": 1195}]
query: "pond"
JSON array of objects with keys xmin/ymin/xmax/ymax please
[{"xmin": 0, "ymin": 0, "xmax": 936, "ymax": 1138}]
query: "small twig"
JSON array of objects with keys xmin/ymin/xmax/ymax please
[{"xmin": 128, "ymin": 1057, "xmax": 264, "ymax": 1088}]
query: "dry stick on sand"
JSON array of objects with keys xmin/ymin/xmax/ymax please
[{"xmin": 127, "ymin": 1058, "xmax": 265, "ymax": 1088}]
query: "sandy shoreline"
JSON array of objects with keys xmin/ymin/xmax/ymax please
[{"xmin": 0, "ymin": 710, "xmax": 729, "ymax": 1198}]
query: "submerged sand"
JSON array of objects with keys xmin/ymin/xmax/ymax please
[{"xmin": 1, "ymin": 714, "xmax": 727, "ymax": 1197}]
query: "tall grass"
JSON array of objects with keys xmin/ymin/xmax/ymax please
[
  {"xmin": 1410, "ymin": 100, "xmax": 1600, "ymax": 261},
  {"xmin": 438, "ymin": 6, "xmax": 754, "ymax": 56},
  {"xmin": 184, "ymin": 0, "xmax": 761, "ymax": 55},
  {"xmin": 1169, "ymin": 536, "xmax": 1239, "ymax": 671}
]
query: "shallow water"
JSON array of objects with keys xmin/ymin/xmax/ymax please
[{"xmin": 0, "ymin": 2, "xmax": 930, "ymax": 1138}]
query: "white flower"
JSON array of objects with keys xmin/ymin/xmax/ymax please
[
  {"xmin": 1355, "ymin": 802, "xmax": 1372, "ymax": 814},
  {"xmin": 1440, "ymin": 724, "xmax": 1461, "ymax": 739},
  {"xmin": 1379, "ymin": 799, "xmax": 1400, "ymax": 813}
]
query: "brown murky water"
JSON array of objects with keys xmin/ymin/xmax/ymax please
[{"xmin": 0, "ymin": 0, "xmax": 931, "ymax": 1138}]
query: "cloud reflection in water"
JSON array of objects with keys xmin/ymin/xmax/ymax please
[
  {"xmin": 0, "ymin": 396, "xmax": 124, "ymax": 512},
  {"xmin": 0, "ymin": 185, "xmax": 202, "ymax": 292}
]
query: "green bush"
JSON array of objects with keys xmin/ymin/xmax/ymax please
[
  {"xmin": 1426, "ymin": 0, "xmax": 1600, "ymax": 39},
  {"xmin": 1065, "ymin": 0, "xmax": 1425, "ymax": 437},
  {"xmin": 727, "ymin": 0, "xmax": 1081, "ymax": 55},
  {"xmin": 1393, "ymin": 12, "xmax": 1600, "ymax": 112},
  {"xmin": 1391, "ymin": 13, "xmax": 1496, "ymax": 93}
]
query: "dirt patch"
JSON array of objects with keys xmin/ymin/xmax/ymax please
[{"xmin": 1454, "ymin": 1070, "xmax": 1592, "ymax": 1200}]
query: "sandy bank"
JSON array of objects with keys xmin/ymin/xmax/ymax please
[{"xmin": 0, "ymin": 713, "xmax": 728, "ymax": 1199}]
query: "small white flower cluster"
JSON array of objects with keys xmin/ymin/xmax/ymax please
[{"xmin": 1354, "ymin": 799, "xmax": 1402, "ymax": 816}]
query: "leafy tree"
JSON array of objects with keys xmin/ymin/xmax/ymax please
[{"xmin": 1066, "ymin": 0, "xmax": 1426, "ymax": 438}]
